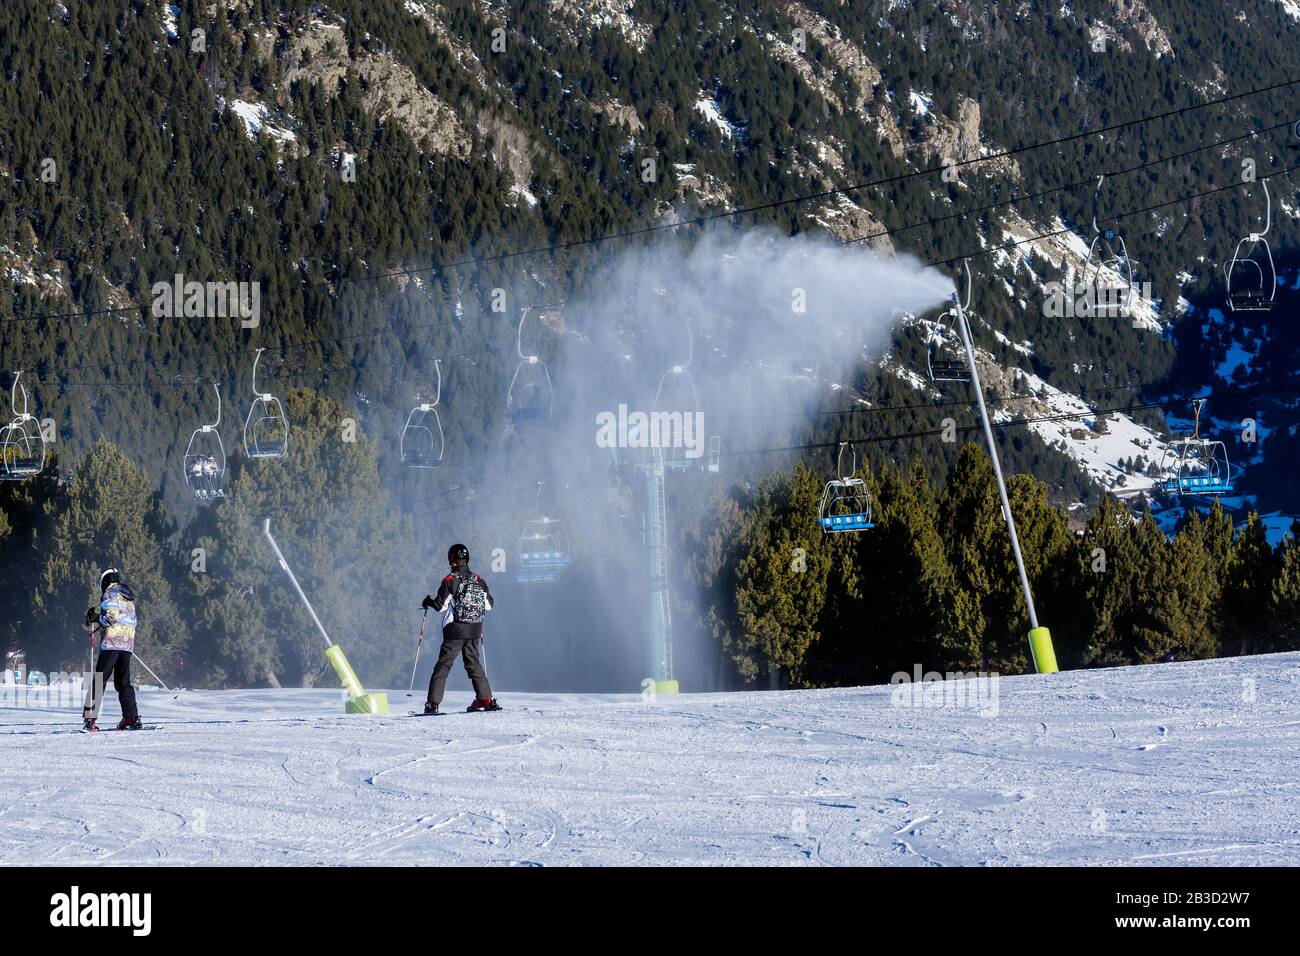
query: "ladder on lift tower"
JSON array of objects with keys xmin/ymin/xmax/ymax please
[{"xmin": 646, "ymin": 463, "xmax": 673, "ymax": 684}]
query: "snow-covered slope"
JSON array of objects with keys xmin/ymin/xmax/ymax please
[{"xmin": 3, "ymin": 653, "xmax": 1299, "ymax": 866}]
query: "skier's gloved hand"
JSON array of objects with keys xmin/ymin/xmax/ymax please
[
  {"xmin": 421, "ymin": 594, "xmax": 436, "ymax": 610},
  {"xmin": 85, "ymin": 607, "xmax": 98, "ymax": 627}
]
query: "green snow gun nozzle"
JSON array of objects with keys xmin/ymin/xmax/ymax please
[
  {"xmin": 1029, "ymin": 626, "xmax": 1059, "ymax": 674},
  {"xmin": 263, "ymin": 519, "xmax": 390, "ymax": 715}
]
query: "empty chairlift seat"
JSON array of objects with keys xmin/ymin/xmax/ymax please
[
  {"xmin": 818, "ymin": 444, "xmax": 875, "ymax": 533},
  {"xmin": 401, "ymin": 360, "xmax": 446, "ymax": 469},
  {"xmin": 0, "ymin": 372, "xmax": 46, "ymax": 481},
  {"xmin": 1224, "ymin": 179, "xmax": 1276, "ymax": 312},
  {"xmin": 515, "ymin": 518, "xmax": 573, "ymax": 583},
  {"xmin": 507, "ymin": 308, "xmax": 554, "ymax": 425},
  {"xmin": 243, "ymin": 348, "xmax": 289, "ymax": 460},
  {"xmin": 1159, "ymin": 399, "xmax": 1234, "ymax": 496},
  {"xmin": 1081, "ymin": 175, "xmax": 1138, "ymax": 320},
  {"xmin": 924, "ymin": 260, "xmax": 973, "ymax": 384}
]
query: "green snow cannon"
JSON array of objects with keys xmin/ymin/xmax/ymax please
[{"xmin": 264, "ymin": 519, "xmax": 390, "ymax": 715}]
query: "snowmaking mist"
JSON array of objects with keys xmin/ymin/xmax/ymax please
[{"xmin": 397, "ymin": 227, "xmax": 954, "ymax": 694}]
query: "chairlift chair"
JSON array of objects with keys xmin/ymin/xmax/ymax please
[
  {"xmin": 515, "ymin": 517, "xmax": 573, "ymax": 583},
  {"xmin": 818, "ymin": 443, "xmax": 875, "ymax": 532},
  {"xmin": 1223, "ymin": 179, "xmax": 1276, "ymax": 312},
  {"xmin": 652, "ymin": 373, "xmax": 699, "ymax": 469},
  {"xmin": 401, "ymin": 359, "xmax": 445, "ymax": 468},
  {"xmin": 653, "ymin": 317, "xmax": 713, "ymax": 469},
  {"xmin": 183, "ymin": 383, "xmax": 227, "ymax": 501},
  {"xmin": 1081, "ymin": 175, "xmax": 1137, "ymax": 319},
  {"xmin": 925, "ymin": 261, "xmax": 972, "ymax": 384},
  {"xmin": 515, "ymin": 482, "xmax": 572, "ymax": 583},
  {"xmin": 0, "ymin": 372, "xmax": 46, "ymax": 481},
  {"xmin": 507, "ymin": 308, "xmax": 555, "ymax": 424},
  {"xmin": 1159, "ymin": 399, "xmax": 1234, "ymax": 496},
  {"xmin": 243, "ymin": 348, "xmax": 289, "ymax": 459}
]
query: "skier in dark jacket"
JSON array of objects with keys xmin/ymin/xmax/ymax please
[
  {"xmin": 421, "ymin": 544, "xmax": 500, "ymax": 714},
  {"xmin": 82, "ymin": 567, "xmax": 143, "ymax": 731}
]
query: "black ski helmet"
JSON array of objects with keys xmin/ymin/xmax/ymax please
[
  {"xmin": 448, "ymin": 544, "xmax": 470, "ymax": 565},
  {"xmin": 99, "ymin": 567, "xmax": 121, "ymax": 591}
]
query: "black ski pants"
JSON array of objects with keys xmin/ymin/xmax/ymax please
[
  {"xmin": 82, "ymin": 650, "xmax": 138, "ymax": 722},
  {"xmin": 426, "ymin": 636, "xmax": 491, "ymax": 708}
]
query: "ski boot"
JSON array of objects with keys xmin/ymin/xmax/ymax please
[
  {"xmin": 422, "ymin": 702, "xmax": 442, "ymax": 716},
  {"xmin": 116, "ymin": 716, "xmax": 144, "ymax": 731},
  {"xmin": 467, "ymin": 698, "xmax": 502, "ymax": 712},
  {"xmin": 82, "ymin": 717, "xmax": 98, "ymax": 733}
]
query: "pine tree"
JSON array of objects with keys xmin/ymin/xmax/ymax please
[
  {"xmin": 1270, "ymin": 532, "xmax": 1300, "ymax": 653},
  {"xmin": 729, "ymin": 463, "xmax": 832, "ymax": 688},
  {"xmin": 1130, "ymin": 511, "xmax": 1219, "ymax": 663},
  {"xmin": 861, "ymin": 457, "xmax": 958, "ymax": 676},
  {"xmin": 1002, "ymin": 470, "xmax": 1077, "ymax": 672},
  {"xmin": 1080, "ymin": 495, "xmax": 1143, "ymax": 666},
  {"xmin": 28, "ymin": 439, "xmax": 186, "ymax": 672},
  {"xmin": 938, "ymin": 443, "xmax": 1030, "ymax": 672},
  {"xmin": 185, "ymin": 388, "xmax": 421, "ymax": 688},
  {"xmin": 1223, "ymin": 513, "xmax": 1277, "ymax": 655}
]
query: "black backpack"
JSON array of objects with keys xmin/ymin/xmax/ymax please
[{"xmin": 452, "ymin": 571, "xmax": 488, "ymax": 624}]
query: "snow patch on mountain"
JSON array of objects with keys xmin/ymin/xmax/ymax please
[
  {"xmin": 695, "ymin": 97, "xmax": 737, "ymax": 138},
  {"xmin": 1, "ymin": 243, "xmax": 67, "ymax": 298},
  {"xmin": 161, "ymin": 3, "xmax": 180, "ymax": 39},
  {"xmin": 1007, "ymin": 369, "xmax": 1169, "ymax": 497},
  {"xmin": 548, "ymin": 0, "xmax": 651, "ymax": 51},
  {"xmin": 224, "ymin": 99, "xmax": 298, "ymax": 145},
  {"xmin": 998, "ymin": 215, "xmax": 1162, "ymax": 332},
  {"xmin": 510, "ymin": 183, "xmax": 539, "ymax": 208}
]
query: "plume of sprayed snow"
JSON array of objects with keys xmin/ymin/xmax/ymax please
[
  {"xmin": 557, "ymin": 227, "xmax": 956, "ymax": 463},
  {"xmin": 408, "ymin": 227, "xmax": 955, "ymax": 693}
]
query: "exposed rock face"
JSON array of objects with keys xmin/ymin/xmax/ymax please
[
  {"xmin": 471, "ymin": 106, "xmax": 534, "ymax": 193},
  {"xmin": 281, "ymin": 21, "xmax": 469, "ymax": 160},
  {"xmin": 671, "ymin": 167, "xmax": 733, "ymax": 209},
  {"xmin": 782, "ymin": 2, "xmax": 905, "ymax": 159},
  {"xmin": 918, "ymin": 97, "xmax": 1021, "ymax": 180},
  {"xmin": 591, "ymin": 99, "xmax": 644, "ymax": 133},
  {"xmin": 547, "ymin": 0, "xmax": 651, "ymax": 50},
  {"xmin": 536, "ymin": 305, "xmax": 566, "ymax": 335},
  {"xmin": 403, "ymin": 1, "xmax": 495, "ymax": 92},
  {"xmin": 1110, "ymin": 0, "xmax": 1174, "ymax": 57},
  {"xmin": 785, "ymin": 2, "xmax": 883, "ymax": 108},
  {"xmin": 0, "ymin": 239, "xmax": 68, "ymax": 299},
  {"xmin": 811, "ymin": 195, "xmax": 896, "ymax": 253}
]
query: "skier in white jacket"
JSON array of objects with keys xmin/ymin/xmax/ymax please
[{"xmin": 81, "ymin": 567, "xmax": 143, "ymax": 732}]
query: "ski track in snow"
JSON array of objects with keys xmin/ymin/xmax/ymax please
[{"xmin": 2, "ymin": 653, "xmax": 1299, "ymax": 866}]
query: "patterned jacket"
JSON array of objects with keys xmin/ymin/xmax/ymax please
[{"xmin": 98, "ymin": 582, "xmax": 138, "ymax": 653}]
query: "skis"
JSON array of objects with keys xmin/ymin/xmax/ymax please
[
  {"xmin": 405, "ymin": 707, "xmax": 502, "ymax": 717},
  {"xmin": 80, "ymin": 724, "xmax": 159, "ymax": 733}
]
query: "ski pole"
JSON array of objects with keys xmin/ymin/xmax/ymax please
[
  {"xmin": 131, "ymin": 653, "xmax": 172, "ymax": 692},
  {"xmin": 407, "ymin": 608, "xmax": 429, "ymax": 697},
  {"xmin": 86, "ymin": 626, "xmax": 96, "ymax": 707}
]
